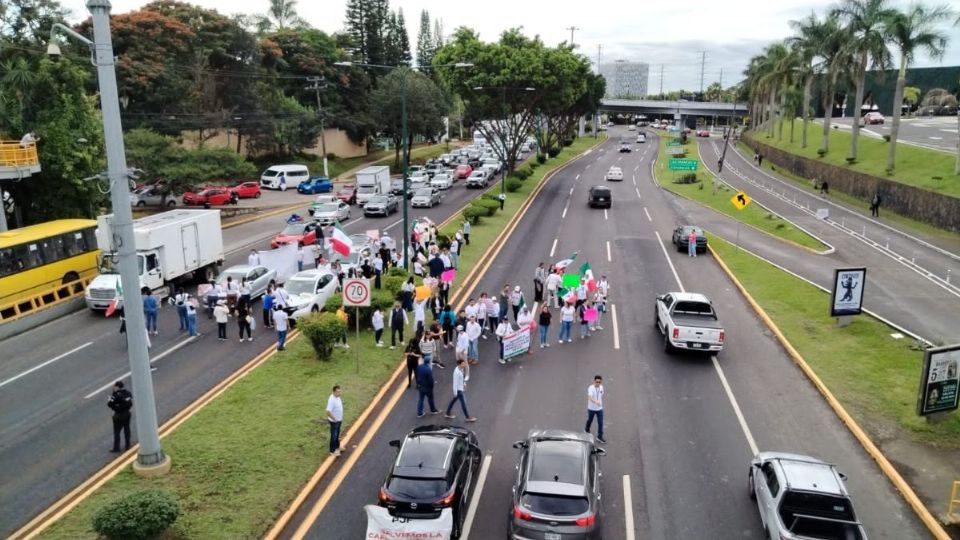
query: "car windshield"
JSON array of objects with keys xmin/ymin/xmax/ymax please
[
  {"xmin": 263, "ymin": 170, "xmax": 279, "ymax": 177},
  {"xmin": 368, "ymin": 196, "xmax": 387, "ymax": 204},
  {"xmin": 286, "ymin": 278, "xmax": 317, "ymax": 296},
  {"xmin": 387, "ymin": 476, "xmax": 449, "ymax": 499},
  {"xmin": 519, "ymin": 493, "xmax": 589, "ymax": 517},
  {"xmin": 282, "ymin": 224, "xmax": 306, "ymax": 236},
  {"xmin": 315, "ymin": 203, "xmax": 339, "ymax": 213},
  {"xmin": 414, "ymin": 189, "xmax": 432, "ymax": 197}
]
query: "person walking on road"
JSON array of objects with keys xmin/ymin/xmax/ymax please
[
  {"xmin": 455, "ymin": 325, "xmax": 469, "ymax": 365},
  {"xmin": 592, "ymin": 290, "xmax": 606, "ymax": 331},
  {"xmin": 444, "ymin": 358, "xmax": 476, "ymax": 422},
  {"xmin": 107, "ymin": 381, "xmax": 133, "ymax": 452},
  {"xmin": 538, "ymin": 305, "xmax": 552, "ymax": 348},
  {"xmin": 545, "ymin": 269, "xmax": 561, "ymax": 309},
  {"xmin": 439, "ymin": 304, "xmax": 455, "ymax": 349},
  {"xmin": 687, "ymin": 228, "xmax": 698, "ymax": 257},
  {"xmin": 413, "ymin": 297, "xmax": 427, "ymax": 334},
  {"xmin": 174, "ymin": 288, "xmax": 189, "ymax": 331},
  {"xmin": 578, "ymin": 300, "xmax": 592, "ymax": 339},
  {"xmin": 405, "ymin": 336, "xmax": 423, "ymax": 388},
  {"xmin": 214, "ymin": 299, "xmax": 230, "ymax": 341},
  {"xmin": 262, "ymin": 287, "xmax": 275, "ymax": 329},
  {"xmin": 237, "ymin": 302, "xmax": 253, "ymax": 342},
  {"xmin": 498, "ymin": 286, "xmax": 510, "ymax": 322},
  {"xmin": 466, "ymin": 317, "xmax": 482, "ymax": 365},
  {"xmin": 870, "ymin": 193, "xmax": 882, "ymax": 217},
  {"xmin": 585, "ymin": 375, "xmax": 606, "ymax": 443},
  {"xmin": 510, "ymin": 286, "xmax": 525, "ymax": 322},
  {"xmin": 272, "ymin": 305, "xmax": 289, "ymax": 351},
  {"xmin": 297, "ymin": 245, "xmax": 307, "ymax": 272},
  {"xmin": 372, "ymin": 307, "xmax": 385, "ymax": 347},
  {"xmin": 248, "ymin": 249, "xmax": 260, "ymax": 267},
  {"xmin": 415, "ymin": 356, "xmax": 440, "ymax": 417},
  {"xmin": 390, "ymin": 301, "xmax": 408, "ymax": 349},
  {"xmin": 495, "ymin": 317, "xmax": 511, "ymax": 364},
  {"xmin": 185, "ymin": 295, "xmax": 199, "ymax": 337},
  {"xmin": 484, "ymin": 293, "xmax": 499, "ymax": 334},
  {"xmin": 559, "ymin": 301, "xmax": 575, "ymax": 343},
  {"xmin": 427, "ymin": 321, "xmax": 446, "ymax": 368},
  {"xmin": 533, "ymin": 263, "xmax": 546, "ymax": 303},
  {"xmin": 326, "ymin": 385, "xmax": 344, "ymax": 456},
  {"xmin": 142, "ymin": 288, "xmax": 159, "ymax": 336}
]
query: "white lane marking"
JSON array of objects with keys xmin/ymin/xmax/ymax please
[
  {"xmin": 638, "ymin": 156, "xmax": 644, "ymax": 163},
  {"xmin": 550, "ymin": 237, "xmax": 558, "ymax": 257},
  {"xmin": 562, "ymin": 206, "xmax": 568, "ymax": 219},
  {"xmin": 654, "ymin": 231, "xmax": 684, "ymax": 293},
  {"xmin": 632, "ymin": 175, "xmax": 636, "ymax": 186},
  {"xmin": 585, "ymin": 164, "xmax": 591, "ymax": 169},
  {"xmin": 569, "ymin": 187, "xmax": 575, "ymax": 195},
  {"xmin": 0, "ymin": 341, "xmax": 94, "ymax": 389},
  {"xmin": 382, "ymin": 217, "xmax": 404, "ymax": 231},
  {"xmin": 342, "ymin": 216, "xmax": 365, "ymax": 227},
  {"xmin": 633, "ymin": 165, "xmax": 639, "ymax": 172},
  {"xmin": 576, "ymin": 174, "xmax": 580, "ymax": 180},
  {"xmin": 460, "ymin": 454, "xmax": 493, "ymax": 540},
  {"xmin": 643, "ymin": 207, "xmax": 652, "ymax": 222},
  {"xmin": 604, "ymin": 209, "xmax": 608, "ymax": 221},
  {"xmin": 84, "ymin": 337, "xmax": 196, "ymax": 399},
  {"xmin": 617, "ymin": 156, "xmax": 623, "ymax": 162},
  {"xmin": 928, "ymin": 136, "xmax": 943, "ymax": 140},
  {"xmin": 623, "ymin": 475, "xmax": 636, "ymax": 540},
  {"xmin": 635, "ymin": 187, "xmax": 642, "ymax": 199},
  {"xmin": 713, "ymin": 356, "xmax": 760, "ymax": 455},
  {"xmin": 606, "ymin": 240, "xmax": 612, "ymax": 261},
  {"xmin": 611, "ymin": 303, "xmax": 620, "ymax": 350}
]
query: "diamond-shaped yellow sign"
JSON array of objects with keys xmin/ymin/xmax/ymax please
[{"xmin": 730, "ymin": 191, "xmax": 751, "ymax": 211}]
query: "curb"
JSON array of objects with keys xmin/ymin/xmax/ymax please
[{"xmin": 707, "ymin": 242, "xmax": 951, "ymax": 540}]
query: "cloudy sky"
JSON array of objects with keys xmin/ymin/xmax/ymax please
[{"xmin": 61, "ymin": 0, "xmax": 960, "ymax": 92}]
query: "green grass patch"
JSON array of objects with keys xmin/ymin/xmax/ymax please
[
  {"xmin": 751, "ymin": 120, "xmax": 958, "ymax": 198},
  {"xmin": 653, "ymin": 135, "xmax": 828, "ymax": 251},
  {"xmin": 709, "ymin": 233, "xmax": 960, "ymax": 449},
  {"xmin": 40, "ymin": 134, "xmax": 605, "ymax": 540}
]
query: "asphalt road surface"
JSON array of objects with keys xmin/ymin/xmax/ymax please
[
  {"xmin": 292, "ymin": 129, "xmax": 927, "ymax": 539},
  {"xmin": 827, "ymin": 116, "xmax": 957, "ymax": 153},
  {"xmin": 0, "ymin": 180, "xmax": 484, "ymax": 535}
]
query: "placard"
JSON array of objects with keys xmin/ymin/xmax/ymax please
[
  {"xmin": 917, "ymin": 344, "xmax": 960, "ymax": 416},
  {"xmin": 830, "ymin": 267, "xmax": 866, "ymax": 317},
  {"xmin": 503, "ymin": 327, "xmax": 531, "ymax": 359}
]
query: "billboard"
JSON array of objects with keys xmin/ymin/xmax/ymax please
[
  {"xmin": 830, "ymin": 268, "xmax": 866, "ymax": 317},
  {"xmin": 917, "ymin": 344, "xmax": 960, "ymax": 416}
]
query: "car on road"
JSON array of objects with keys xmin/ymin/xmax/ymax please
[
  {"xmin": 411, "ymin": 187, "xmax": 441, "ymax": 208},
  {"xmin": 863, "ymin": 111, "xmax": 885, "ymax": 125},
  {"xmin": 270, "ymin": 220, "xmax": 320, "ymax": 248},
  {"xmin": 430, "ymin": 173, "xmax": 454, "ymax": 190},
  {"xmin": 364, "ymin": 194, "xmax": 400, "ymax": 217},
  {"xmin": 628, "ymin": 124, "xmax": 636, "ymax": 131},
  {"xmin": 455, "ymin": 164, "xmax": 473, "ymax": 179},
  {"xmin": 182, "ymin": 187, "xmax": 234, "ymax": 206},
  {"xmin": 297, "ymin": 176, "xmax": 334, "ymax": 195},
  {"xmin": 671, "ymin": 225, "xmax": 707, "ymax": 254},
  {"xmin": 588, "ymin": 186, "xmax": 612, "ymax": 209},
  {"xmin": 655, "ymin": 292, "xmax": 724, "ymax": 353},
  {"xmin": 749, "ymin": 452, "xmax": 866, "ymax": 540},
  {"xmin": 390, "ymin": 179, "xmax": 409, "ymax": 198},
  {"xmin": 335, "ymin": 183, "xmax": 357, "ymax": 205},
  {"xmin": 619, "ymin": 142, "xmax": 632, "ymax": 153},
  {"xmin": 229, "ymin": 181, "xmax": 262, "ymax": 199},
  {"xmin": 425, "ymin": 162, "xmax": 445, "ymax": 178},
  {"xmin": 409, "ymin": 178, "xmax": 430, "ymax": 193},
  {"xmin": 283, "ymin": 269, "xmax": 338, "ymax": 320},
  {"xmin": 605, "ymin": 166, "xmax": 624, "ymax": 181},
  {"xmin": 310, "ymin": 201, "xmax": 351, "ymax": 226},
  {"xmin": 409, "ymin": 169, "xmax": 430, "ymax": 184},
  {"xmin": 509, "ymin": 429, "xmax": 605, "ymax": 540},
  {"xmin": 636, "ymin": 133, "xmax": 646, "ymax": 143},
  {"xmin": 466, "ymin": 170, "xmax": 489, "ymax": 189},
  {"xmin": 696, "ymin": 129, "xmax": 711, "ymax": 137},
  {"xmin": 379, "ymin": 425, "xmax": 481, "ymax": 539},
  {"xmin": 130, "ymin": 185, "xmax": 178, "ymax": 207},
  {"xmin": 216, "ymin": 264, "xmax": 277, "ymax": 301}
]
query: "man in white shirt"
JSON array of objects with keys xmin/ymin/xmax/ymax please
[
  {"xmin": 455, "ymin": 325, "xmax": 469, "ymax": 363},
  {"xmin": 413, "ymin": 298, "xmax": 427, "ymax": 333},
  {"xmin": 248, "ymin": 249, "xmax": 260, "ymax": 267},
  {"xmin": 444, "ymin": 358, "xmax": 476, "ymax": 422},
  {"xmin": 325, "ymin": 385, "xmax": 344, "ymax": 456},
  {"xmin": 273, "ymin": 283, "xmax": 289, "ymax": 309},
  {"xmin": 464, "ymin": 299, "xmax": 479, "ymax": 320},
  {"xmin": 597, "ymin": 275, "xmax": 610, "ymax": 298},
  {"xmin": 466, "ymin": 317, "xmax": 482, "ymax": 365},
  {"xmin": 297, "ymin": 245, "xmax": 307, "ymax": 271},
  {"xmin": 585, "ymin": 375, "xmax": 606, "ymax": 443},
  {"xmin": 545, "ymin": 270, "xmax": 562, "ymax": 308},
  {"xmin": 272, "ymin": 306, "xmax": 289, "ymax": 351}
]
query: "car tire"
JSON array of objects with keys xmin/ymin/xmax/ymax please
[
  {"xmin": 166, "ymin": 200, "xmax": 177, "ymax": 207},
  {"xmin": 748, "ymin": 469, "xmax": 756, "ymax": 500},
  {"xmin": 255, "ymin": 192, "xmax": 261, "ymax": 199},
  {"xmin": 311, "ymin": 305, "xmax": 319, "ymax": 313},
  {"xmin": 663, "ymin": 332, "xmax": 674, "ymax": 354},
  {"xmin": 136, "ymin": 201, "xmax": 146, "ymax": 207}
]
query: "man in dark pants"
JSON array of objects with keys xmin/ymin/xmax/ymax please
[
  {"xmin": 415, "ymin": 357, "xmax": 439, "ymax": 417},
  {"xmin": 107, "ymin": 381, "xmax": 133, "ymax": 452}
]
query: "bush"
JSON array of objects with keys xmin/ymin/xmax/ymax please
[
  {"xmin": 435, "ymin": 233, "xmax": 452, "ymax": 250},
  {"xmin": 506, "ymin": 178, "xmax": 523, "ymax": 192},
  {"xmin": 528, "ymin": 161, "xmax": 539, "ymax": 170},
  {"xmin": 472, "ymin": 198, "xmax": 500, "ymax": 216},
  {"xmin": 562, "ymin": 139, "xmax": 574, "ymax": 147},
  {"xmin": 547, "ymin": 147, "xmax": 562, "ymax": 158},
  {"xmin": 383, "ymin": 275, "xmax": 408, "ymax": 297},
  {"xmin": 298, "ymin": 311, "xmax": 346, "ymax": 360},
  {"xmin": 536, "ymin": 154, "xmax": 547, "ymax": 164},
  {"xmin": 480, "ymin": 192, "xmax": 498, "ymax": 202},
  {"xmin": 92, "ymin": 490, "xmax": 179, "ymax": 540},
  {"xmin": 463, "ymin": 206, "xmax": 486, "ymax": 224},
  {"xmin": 386, "ymin": 266, "xmax": 408, "ymax": 277},
  {"xmin": 325, "ymin": 288, "xmax": 399, "ymax": 328},
  {"xmin": 673, "ymin": 173, "xmax": 699, "ymax": 184}
]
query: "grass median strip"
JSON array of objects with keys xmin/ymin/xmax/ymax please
[
  {"xmin": 709, "ymin": 233, "xmax": 960, "ymax": 449},
  {"xmin": 652, "ymin": 132, "xmax": 827, "ymax": 251},
  {"xmin": 39, "ymin": 135, "xmax": 604, "ymax": 539}
]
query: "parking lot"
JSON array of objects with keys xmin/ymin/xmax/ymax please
[{"xmin": 827, "ymin": 115, "xmax": 957, "ymax": 152}]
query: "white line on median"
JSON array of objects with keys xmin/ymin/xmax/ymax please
[
  {"xmin": 570, "ymin": 187, "xmax": 575, "ymax": 195},
  {"xmin": 0, "ymin": 341, "xmax": 94, "ymax": 389},
  {"xmin": 632, "ymin": 175, "xmax": 636, "ymax": 186},
  {"xmin": 611, "ymin": 303, "xmax": 620, "ymax": 350},
  {"xmin": 643, "ymin": 207, "xmax": 652, "ymax": 222},
  {"xmin": 84, "ymin": 337, "xmax": 196, "ymax": 399},
  {"xmin": 562, "ymin": 206, "xmax": 568, "ymax": 219},
  {"xmin": 713, "ymin": 356, "xmax": 760, "ymax": 455},
  {"xmin": 460, "ymin": 454, "xmax": 493, "ymax": 540},
  {"xmin": 654, "ymin": 231, "xmax": 684, "ymax": 293},
  {"xmin": 550, "ymin": 238, "xmax": 558, "ymax": 257},
  {"xmin": 623, "ymin": 475, "xmax": 636, "ymax": 540},
  {"xmin": 606, "ymin": 240, "xmax": 612, "ymax": 261}
]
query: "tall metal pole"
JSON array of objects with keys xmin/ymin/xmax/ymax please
[
  {"xmin": 0, "ymin": 185, "xmax": 8, "ymax": 232},
  {"xmin": 501, "ymin": 86, "xmax": 507, "ymax": 197},
  {"xmin": 307, "ymin": 77, "xmax": 329, "ymax": 178},
  {"xmin": 87, "ymin": 0, "xmax": 168, "ymax": 472},
  {"xmin": 400, "ymin": 72, "xmax": 410, "ymax": 271},
  {"xmin": 699, "ymin": 51, "xmax": 706, "ymax": 96}
]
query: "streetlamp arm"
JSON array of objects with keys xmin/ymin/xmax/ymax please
[{"xmin": 50, "ymin": 22, "xmax": 94, "ymax": 47}]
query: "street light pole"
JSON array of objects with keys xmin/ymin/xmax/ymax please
[
  {"xmin": 400, "ymin": 72, "xmax": 411, "ymax": 270},
  {"xmin": 306, "ymin": 77, "xmax": 329, "ymax": 178}
]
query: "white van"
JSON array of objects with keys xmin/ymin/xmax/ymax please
[{"xmin": 260, "ymin": 164, "xmax": 309, "ymax": 191}]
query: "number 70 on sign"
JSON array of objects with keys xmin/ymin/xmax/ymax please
[{"xmin": 343, "ymin": 278, "xmax": 371, "ymax": 307}]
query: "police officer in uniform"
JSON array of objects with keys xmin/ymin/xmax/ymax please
[{"xmin": 108, "ymin": 381, "xmax": 133, "ymax": 452}]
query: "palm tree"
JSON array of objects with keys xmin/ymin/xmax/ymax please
[
  {"xmin": 774, "ymin": 44, "xmax": 804, "ymax": 142},
  {"xmin": 757, "ymin": 43, "xmax": 789, "ymax": 138},
  {"xmin": 743, "ymin": 55, "xmax": 766, "ymax": 131},
  {"xmin": 832, "ymin": 0, "xmax": 897, "ymax": 163},
  {"xmin": 884, "ymin": 4, "xmax": 951, "ymax": 173},
  {"xmin": 254, "ymin": 0, "xmax": 308, "ymax": 33},
  {"xmin": 788, "ymin": 13, "xmax": 833, "ymax": 149},
  {"xmin": 818, "ymin": 20, "xmax": 854, "ymax": 156}
]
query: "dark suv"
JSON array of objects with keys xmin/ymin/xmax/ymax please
[
  {"xmin": 509, "ymin": 430, "xmax": 605, "ymax": 540},
  {"xmin": 588, "ymin": 186, "xmax": 612, "ymax": 208},
  {"xmin": 379, "ymin": 426, "xmax": 481, "ymax": 538}
]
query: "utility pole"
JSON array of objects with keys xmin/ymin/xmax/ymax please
[
  {"xmin": 718, "ymin": 67, "xmax": 724, "ymax": 94},
  {"xmin": 699, "ymin": 51, "xmax": 706, "ymax": 96},
  {"xmin": 595, "ymin": 44, "xmax": 602, "ymax": 138},
  {"xmin": 306, "ymin": 76, "xmax": 330, "ymax": 178},
  {"xmin": 659, "ymin": 64, "xmax": 664, "ymax": 96},
  {"xmin": 566, "ymin": 26, "xmax": 579, "ymax": 46}
]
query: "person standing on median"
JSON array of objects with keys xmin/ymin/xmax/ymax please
[
  {"xmin": 390, "ymin": 301, "xmax": 408, "ymax": 349},
  {"xmin": 462, "ymin": 218, "xmax": 471, "ymax": 245},
  {"xmin": 107, "ymin": 380, "xmax": 133, "ymax": 453},
  {"xmin": 372, "ymin": 307, "xmax": 385, "ymax": 347},
  {"xmin": 585, "ymin": 375, "xmax": 606, "ymax": 443},
  {"xmin": 326, "ymin": 385, "xmax": 344, "ymax": 457},
  {"xmin": 444, "ymin": 358, "xmax": 476, "ymax": 422}
]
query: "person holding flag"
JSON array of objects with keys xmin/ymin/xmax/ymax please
[
  {"xmin": 553, "ymin": 251, "xmax": 578, "ymax": 273},
  {"xmin": 545, "ymin": 268, "xmax": 561, "ymax": 309}
]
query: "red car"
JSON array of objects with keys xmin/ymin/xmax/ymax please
[
  {"xmin": 696, "ymin": 130, "xmax": 711, "ymax": 138},
  {"xmin": 271, "ymin": 220, "xmax": 320, "ymax": 248},
  {"xmin": 230, "ymin": 181, "xmax": 262, "ymax": 199},
  {"xmin": 863, "ymin": 112, "xmax": 885, "ymax": 125},
  {"xmin": 183, "ymin": 187, "xmax": 234, "ymax": 206},
  {"xmin": 336, "ymin": 183, "xmax": 357, "ymax": 205},
  {"xmin": 455, "ymin": 164, "xmax": 473, "ymax": 179}
]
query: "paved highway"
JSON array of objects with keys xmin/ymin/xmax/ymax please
[
  {"xmin": 291, "ymin": 129, "xmax": 927, "ymax": 539},
  {"xmin": 0, "ymin": 181, "xmax": 484, "ymax": 535},
  {"xmin": 826, "ymin": 116, "xmax": 957, "ymax": 153}
]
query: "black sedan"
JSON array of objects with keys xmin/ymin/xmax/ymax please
[
  {"xmin": 379, "ymin": 426, "xmax": 481, "ymax": 538},
  {"xmin": 672, "ymin": 225, "xmax": 707, "ymax": 254}
]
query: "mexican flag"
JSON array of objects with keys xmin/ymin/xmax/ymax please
[
  {"xmin": 105, "ymin": 280, "xmax": 122, "ymax": 318},
  {"xmin": 578, "ymin": 262, "xmax": 591, "ymax": 276},
  {"xmin": 553, "ymin": 251, "xmax": 578, "ymax": 272},
  {"xmin": 330, "ymin": 222, "xmax": 353, "ymax": 257}
]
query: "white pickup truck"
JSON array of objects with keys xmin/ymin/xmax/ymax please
[{"xmin": 655, "ymin": 292, "xmax": 725, "ymax": 353}]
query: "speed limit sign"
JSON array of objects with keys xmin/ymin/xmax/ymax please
[{"xmin": 343, "ymin": 278, "xmax": 371, "ymax": 307}]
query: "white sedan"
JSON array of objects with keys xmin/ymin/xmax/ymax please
[
  {"xmin": 605, "ymin": 166, "xmax": 624, "ymax": 181},
  {"xmin": 311, "ymin": 201, "xmax": 351, "ymax": 226},
  {"xmin": 430, "ymin": 173, "xmax": 454, "ymax": 190},
  {"xmin": 411, "ymin": 187, "xmax": 442, "ymax": 208},
  {"xmin": 217, "ymin": 265, "xmax": 277, "ymax": 300},
  {"xmin": 284, "ymin": 269, "xmax": 339, "ymax": 320}
]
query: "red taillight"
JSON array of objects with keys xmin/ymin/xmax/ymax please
[
  {"xmin": 718, "ymin": 331, "xmax": 725, "ymax": 343},
  {"xmin": 513, "ymin": 505, "xmax": 532, "ymax": 521},
  {"xmin": 575, "ymin": 513, "xmax": 596, "ymax": 527},
  {"xmin": 672, "ymin": 328, "xmax": 679, "ymax": 339},
  {"xmin": 378, "ymin": 487, "xmax": 392, "ymax": 503},
  {"xmin": 435, "ymin": 492, "xmax": 455, "ymax": 506}
]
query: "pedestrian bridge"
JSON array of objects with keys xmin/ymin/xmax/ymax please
[{"xmin": 600, "ymin": 99, "xmax": 748, "ymax": 118}]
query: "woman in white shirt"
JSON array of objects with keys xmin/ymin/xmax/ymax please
[
  {"xmin": 371, "ymin": 308, "xmax": 385, "ymax": 347},
  {"xmin": 558, "ymin": 302, "xmax": 576, "ymax": 343}
]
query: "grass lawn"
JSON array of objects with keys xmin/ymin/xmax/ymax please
[
  {"xmin": 710, "ymin": 233, "xmax": 960, "ymax": 449},
  {"xmin": 652, "ymin": 132, "xmax": 828, "ymax": 251},
  {"xmin": 751, "ymin": 120, "xmax": 959, "ymax": 199},
  {"xmin": 40, "ymin": 135, "xmax": 604, "ymax": 540}
]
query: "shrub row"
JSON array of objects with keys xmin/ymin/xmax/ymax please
[{"xmin": 92, "ymin": 490, "xmax": 179, "ymax": 540}]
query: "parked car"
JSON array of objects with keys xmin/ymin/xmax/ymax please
[
  {"xmin": 130, "ymin": 185, "xmax": 178, "ymax": 207},
  {"xmin": 465, "ymin": 170, "xmax": 489, "ymax": 188},
  {"xmin": 216, "ymin": 264, "xmax": 277, "ymax": 300},
  {"xmin": 182, "ymin": 187, "xmax": 234, "ymax": 206},
  {"xmin": 335, "ymin": 183, "xmax": 357, "ymax": 205},
  {"xmin": 411, "ymin": 188, "xmax": 441, "ymax": 208},
  {"xmin": 588, "ymin": 186, "xmax": 612, "ymax": 209},
  {"xmin": 628, "ymin": 124, "xmax": 637, "ymax": 131},
  {"xmin": 749, "ymin": 452, "xmax": 867, "ymax": 540},
  {"xmin": 430, "ymin": 173, "xmax": 454, "ymax": 190},
  {"xmin": 270, "ymin": 220, "xmax": 320, "ymax": 248},
  {"xmin": 229, "ymin": 181, "xmax": 261, "ymax": 199},
  {"xmin": 379, "ymin": 426, "xmax": 481, "ymax": 539},
  {"xmin": 605, "ymin": 166, "xmax": 624, "ymax": 181},
  {"xmin": 863, "ymin": 111, "xmax": 885, "ymax": 125},
  {"xmin": 283, "ymin": 269, "xmax": 338, "ymax": 320},
  {"xmin": 655, "ymin": 292, "xmax": 725, "ymax": 353},
  {"xmin": 509, "ymin": 429, "xmax": 605, "ymax": 540},
  {"xmin": 696, "ymin": 130, "xmax": 711, "ymax": 137},
  {"xmin": 311, "ymin": 201, "xmax": 351, "ymax": 226},
  {"xmin": 297, "ymin": 176, "xmax": 334, "ymax": 195},
  {"xmin": 671, "ymin": 225, "xmax": 707, "ymax": 254},
  {"xmin": 364, "ymin": 194, "xmax": 399, "ymax": 217}
]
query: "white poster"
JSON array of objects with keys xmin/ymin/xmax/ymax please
[
  {"xmin": 257, "ymin": 243, "xmax": 299, "ymax": 282},
  {"xmin": 503, "ymin": 327, "xmax": 532, "ymax": 360},
  {"xmin": 831, "ymin": 267, "xmax": 866, "ymax": 317},
  {"xmin": 364, "ymin": 505, "xmax": 452, "ymax": 540}
]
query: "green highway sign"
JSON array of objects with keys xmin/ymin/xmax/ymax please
[
  {"xmin": 666, "ymin": 147, "xmax": 687, "ymax": 156},
  {"xmin": 669, "ymin": 159, "xmax": 699, "ymax": 172}
]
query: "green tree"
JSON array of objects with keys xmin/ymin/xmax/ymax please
[
  {"xmin": 0, "ymin": 0, "xmax": 67, "ymax": 45},
  {"xmin": 788, "ymin": 12, "xmax": 835, "ymax": 149},
  {"xmin": 370, "ymin": 69, "xmax": 448, "ymax": 167},
  {"xmin": 902, "ymin": 85, "xmax": 921, "ymax": 114},
  {"xmin": 416, "ymin": 10, "xmax": 434, "ymax": 68},
  {"xmin": 254, "ymin": 0, "xmax": 307, "ymax": 33}
]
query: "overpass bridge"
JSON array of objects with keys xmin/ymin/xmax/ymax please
[{"xmin": 600, "ymin": 99, "xmax": 748, "ymax": 124}]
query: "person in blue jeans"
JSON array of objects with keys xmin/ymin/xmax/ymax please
[
  {"xmin": 558, "ymin": 302, "xmax": 575, "ymax": 343},
  {"xmin": 142, "ymin": 288, "xmax": 159, "ymax": 336},
  {"xmin": 538, "ymin": 305, "xmax": 552, "ymax": 348},
  {"xmin": 173, "ymin": 288, "xmax": 189, "ymax": 331},
  {"xmin": 185, "ymin": 298, "xmax": 198, "ymax": 337},
  {"xmin": 325, "ymin": 385, "xmax": 343, "ymax": 456},
  {"xmin": 444, "ymin": 359, "xmax": 476, "ymax": 422},
  {"xmin": 262, "ymin": 288, "xmax": 275, "ymax": 329},
  {"xmin": 585, "ymin": 375, "xmax": 606, "ymax": 443},
  {"xmin": 272, "ymin": 305, "xmax": 289, "ymax": 351}
]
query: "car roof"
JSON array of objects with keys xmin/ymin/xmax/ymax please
[
  {"xmin": 668, "ymin": 292, "xmax": 710, "ymax": 303},
  {"xmin": 289, "ymin": 269, "xmax": 332, "ymax": 281},
  {"xmin": 394, "ymin": 425, "xmax": 472, "ymax": 478},
  {"xmin": 266, "ymin": 164, "xmax": 308, "ymax": 171},
  {"xmin": 524, "ymin": 430, "xmax": 592, "ymax": 488},
  {"xmin": 591, "ymin": 185, "xmax": 611, "ymax": 192},
  {"xmin": 222, "ymin": 264, "xmax": 256, "ymax": 273},
  {"xmin": 760, "ymin": 452, "xmax": 847, "ymax": 496}
]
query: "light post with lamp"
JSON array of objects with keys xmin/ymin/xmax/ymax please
[
  {"xmin": 48, "ymin": 0, "xmax": 170, "ymax": 475},
  {"xmin": 470, "ymin": 86, "xmax": 536, "ymax": 199},
  {"xmin": 333, "ymin": 61, "xmax": 472, "ymax": 270}
]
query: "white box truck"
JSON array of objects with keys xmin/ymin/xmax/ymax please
[
  {"xmin": 84, "ymin": 209, "xmax": 225, "ymax": 310},
  {"xmin": 355, "ymin": 166, "xmax": 391, "ymax": 206}
]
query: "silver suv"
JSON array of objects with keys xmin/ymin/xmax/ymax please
[{"xmin": 748, "ymin": 452, "xmax": 866, "ymax": 540}]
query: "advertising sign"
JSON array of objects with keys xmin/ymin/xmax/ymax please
[
  {"xmin": 830, "ymin": 268, "xmax": 866, "ymax": 317},
  {"xmin": 365, "ymin": 505, "xmax": 452, "ymax": 539},
  {"xmin": 917, "ymin": 344, "xmax": 960, "ymax": 416},
  {"xmin": 503, "ymin": 327, "xmax": 532, "ymax": 360}
]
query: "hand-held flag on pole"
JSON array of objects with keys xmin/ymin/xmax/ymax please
[
  {"xmin": 553, "ymin": 252, "xmax": 578, "ymax": 272},
  {"xmin": 331, "ymin": 222, "xmax": 353, "ymax": 257}
]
